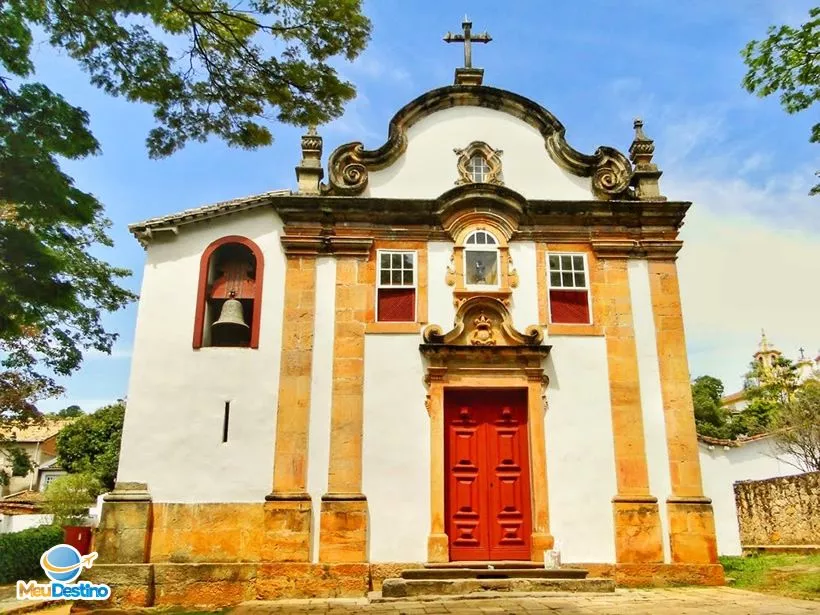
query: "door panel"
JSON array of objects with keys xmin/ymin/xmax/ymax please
[
  {"xmin": 486, "ymin": 402, "xmax": 532, "ymax": 560},
  {"xmin": 447, "ymin": 404, "xmax": 488, "ymax": 560},
  {"xmin": 445, "ymin": 390, "xmax": 532, "ymax": 561}
]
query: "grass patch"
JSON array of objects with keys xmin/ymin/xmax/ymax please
[{"xmin": 721, "ymin": 553, "xmax": 820, "ymax": 601}]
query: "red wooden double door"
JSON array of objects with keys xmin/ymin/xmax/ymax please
[{"xmin": 444, "ymin": 389, "xmax": 532, "ymax": 561}]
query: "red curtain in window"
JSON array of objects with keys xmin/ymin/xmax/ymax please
[
  {"xmin": 377, "ymin": 288, "xmax": 416, "ymax": 322},
  {"xmin": 549, "ymin": 289, "xmax": 590, "ymax": 324}
]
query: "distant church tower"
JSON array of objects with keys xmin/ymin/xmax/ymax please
[{"xmin": 753, "ymin": 330, "xmax": 782, "ymax": 371}]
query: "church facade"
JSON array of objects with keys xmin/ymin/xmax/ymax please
[{"xmin": 94, "ymin": 53, "xmax": 723, "ymax": 606}]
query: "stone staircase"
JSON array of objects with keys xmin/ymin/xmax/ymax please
[{"xmin": 377, "ymin": 562, "xmax": 615, "ymax": 600}]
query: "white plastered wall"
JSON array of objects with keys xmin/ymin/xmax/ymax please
[
  {"xmin": 699, "ymin": 438, "xmax": 801, "ymax": 555},
  {"xmin": 362, "ymin": 334, "xmax": 429, "ymax": 563},
  {"xmin": 365, "ymin": 107, "xmax": 593, "ymax": 200},
  {"xmin": 628, "ymin": 259, "xmax": 672, "ymax": 563},
  {"xmin": 427, "ymin": 242, "xmax": 456, "ymax": 330},
  {"xmin": 118, "ymin": 210, "xmax": 286, "ymax": 502},
  {"xmin": 544, "ymin": 336, "xmax": 617, "ymax": 563},
  {"xmin": 509, "ymin": 242, "xmax": 539, "ymax": 331}
]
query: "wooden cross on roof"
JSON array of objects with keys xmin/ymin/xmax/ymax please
[{"xmin": 443, "ymin": 16, "xmax": 492, "ymax": 69}]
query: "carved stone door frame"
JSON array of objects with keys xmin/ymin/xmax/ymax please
[{"xmin": 420, "ymin": 296, "xmax": 553, "ymax": 562}]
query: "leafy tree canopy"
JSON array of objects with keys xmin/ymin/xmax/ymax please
[
  {"xmin": 742, "ymin": 7, "xmax": 820, "ymax": 194},
  {"xmin": 56, "ymin": 401, "xmax": 125, "ymax": 490},
  {"xmin": 1, "ymin": 1, "xmax": 371, "ymax": 426},
  {"xmin": 692, "ymin": 375, "xmax": 729, "ymax": 438},
  {"xmin": 42, "ymin": 472, "xmax": 101, "ymax": 526},
  {"xmin": 48, "ymin": 405, "xmax": 84, "ymax": 418}
]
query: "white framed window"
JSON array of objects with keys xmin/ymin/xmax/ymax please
[
  {"xmin": 468, "ymin": 155, "xmax": 490, "ymax": 183},
  {"xmin": 547, "ymin": 253, "xmax": 591, "ymax": 324},
  {"xmin": 376, "ymin": 250, "xmax": 417, "ymax": 322},
  {"xmin": 464, "ymin": 230, "xmax": 500, "ymax": 287},
  {"xmin": 41, "ymin": 473, "xmax": 60, "ymax": 491}
]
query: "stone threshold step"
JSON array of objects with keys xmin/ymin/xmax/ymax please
[
  {"xmin": 380, "ymin": 577, "xmax": 615, "ymax": 598},
  {"xmin": 424, "ymin": 560, "xmax": 543, "ymax": 569},
  {"xmin": 402, "ymin": 567, "xmax": 588, "ymax": 580}
]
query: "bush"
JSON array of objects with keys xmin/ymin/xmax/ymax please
[
  {"xmin": 42, "ymin": 473, "xmax": 101, "ymax": 526},
  {"xmin": 0, "ymin": 524, "xmax": 64, "ymax": 583}
]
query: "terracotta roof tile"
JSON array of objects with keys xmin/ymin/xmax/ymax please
[
  {"xmin": 697, "ymin": 432, "xmax": 773, "ymax": 448},
  {"xmin": 1, "ymin": 489, "xmax": 42, "ymax": 503},
  {"xmin": 0, "ymin": 418, "xmax": 75, "ymax": 443}
]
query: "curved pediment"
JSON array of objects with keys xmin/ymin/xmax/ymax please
[
  {"xmin": 422, "ymin": 296, "xmax": 542, "ymax": 347},
  {"xmin": 325, "ymin": 85, "xmax": 634, "ymax": 200}
]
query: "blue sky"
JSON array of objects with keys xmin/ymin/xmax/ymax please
[{"xmin": 28, "ymin": 0, "xmax": 819, "ymax": 411}]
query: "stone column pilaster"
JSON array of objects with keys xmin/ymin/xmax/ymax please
[
  {"xmin": 425, "ymin": 374, "xmax": 448, "ymax": 563},
  {"xmin": 593, "ymin": 250, "xmax": 664, "ymax": 564},
  {"xmin": 264, "ymin": 234, "xmax": 322, "ymax": 562},
  {"xmin": 526, "ymin": 370, "xmax": 554, "ymax": 561},
  {"xmin": 319, "ymin": 238, "xmax": 372, "ymax": 563},
  {"xmin": 94, "ymin": 482, "xmax": 152, "ymax": 564},
  {"xmin": 648, "ymin": 258, "xmax": 719, "ymax": 564}
]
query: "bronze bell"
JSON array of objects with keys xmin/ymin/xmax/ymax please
[{"xmin": 212, "ymin": 297, "xmax": 249, "ymax": 335}]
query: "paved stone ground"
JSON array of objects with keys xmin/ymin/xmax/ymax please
[{"xmin": 236, "ymin": 588, "xmax": 819, "ymax": 614}]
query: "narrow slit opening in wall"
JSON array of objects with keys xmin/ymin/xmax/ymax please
[{"xmin": 222, "ymin": 401, "xmax": 230, "ymax": 443}]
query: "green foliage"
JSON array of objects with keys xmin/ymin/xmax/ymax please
[
  {"xmin": 56, "ymin": 401, "xmax": 125, "ymax": 490},
  {"xmin": 742, "ymin": 7, "xmax": 820, "ymax": 194},
  {"xmin": 0, "ymin": 445, "xmax": 32, "ymax": 486},
  {"xmin": 772, "ymin": 379, "xmax": 820, "ymax": 472},
  {"xmin": 0, "ymin": 524, "xmax": 64, "ymax": 584},
  {"xmin": 41, "ymin": 472, "xmax": 101, "ymax": 526},
  {"xmin": 8, "ymin": 445, "xmax": 33, "ymax": 476},
  {"xmin": 692, "ymin": 375, "xmax": 731, "ymax": 438},
  {"xmin": 720, "ymin": 553, "xmax": 820, "ymax": 600}
]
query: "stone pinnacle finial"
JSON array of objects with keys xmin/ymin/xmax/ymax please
[
  {"xmin": 628, "ymin": 118, "xmax": 664, "ymax": 200},
  {"xmin": 629, "ymin": 117, "xmax": 655, "ymax": 165},
  {"xmin": 296, "ymin": 126, "xmax": 323, "ymax": 195}
]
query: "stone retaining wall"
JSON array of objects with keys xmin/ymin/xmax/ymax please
[{"xmin": 734, "ymin": 471, "xmax": 820, "ymax": 546}]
